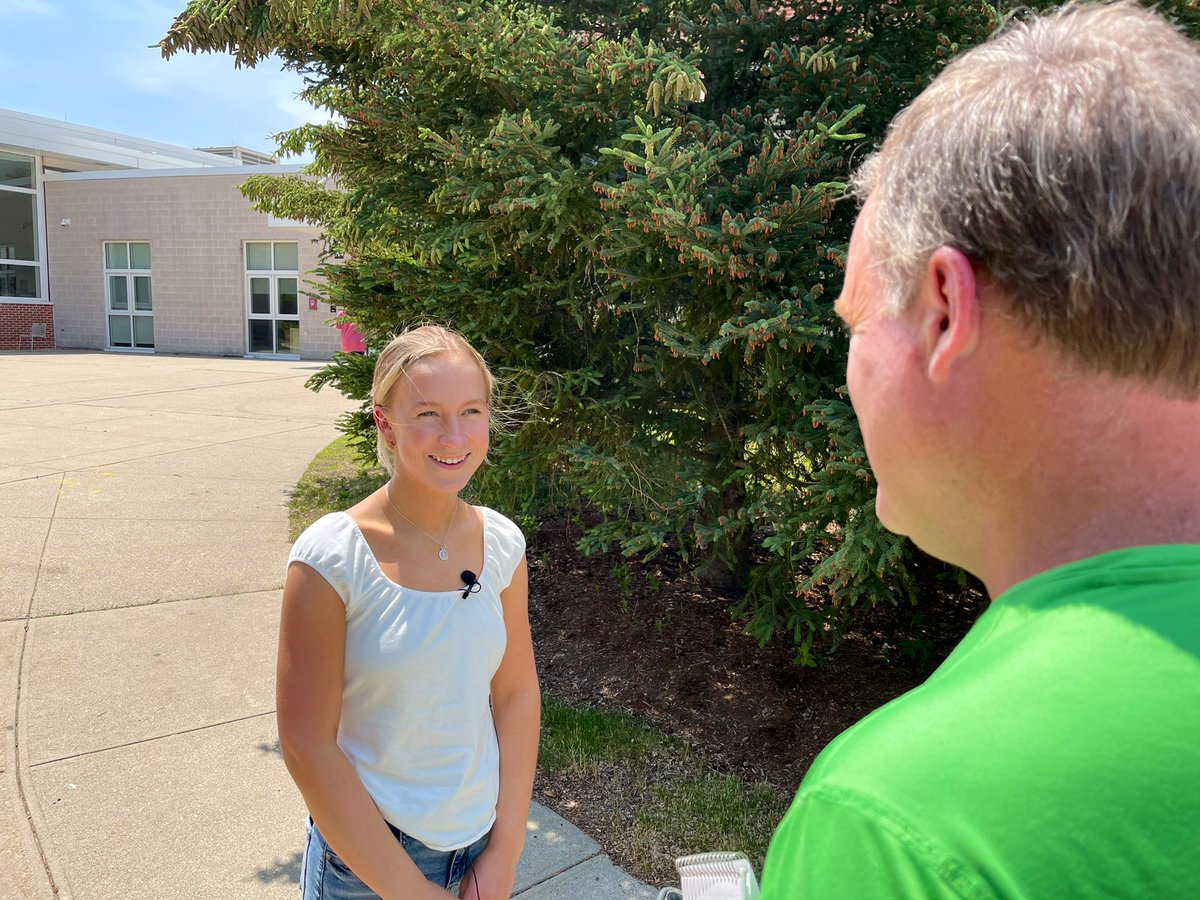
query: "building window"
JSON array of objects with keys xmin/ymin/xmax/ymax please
[
  {"xmin": 105, "ymin": 242, "xmax": 154, "ymax": 349},
  {"xmin": 245, "ymin": 241, "xmax": 299, "ymax": 355},
  {"xmin": 0, "ymin": 151, "xmax": 42, "ymax": 299}
]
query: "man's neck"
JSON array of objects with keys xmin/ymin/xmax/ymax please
[{"xmin": 973, "ymin": 382, "xmax": 1200, "ymax": 597}]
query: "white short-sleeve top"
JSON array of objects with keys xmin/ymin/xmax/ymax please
[{"xmin": 287, "ymin": 505, "xmax": 526, "ymax": 850}]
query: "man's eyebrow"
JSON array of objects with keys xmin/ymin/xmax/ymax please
[{"xmin": 832, "ymin": 292, "xmax": 850, "ymax": 321}]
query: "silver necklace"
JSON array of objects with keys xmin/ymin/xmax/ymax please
[{"xmin": 386, "ymin": 485, "xmax": 458, "ymax": 561}]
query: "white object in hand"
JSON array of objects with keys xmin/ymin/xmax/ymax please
[{"xmin": 676, "ymin": 852, "xmax": 760, "ymax": 900}]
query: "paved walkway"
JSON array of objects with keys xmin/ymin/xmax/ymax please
[{"xmin": 0, "ymin": 350, "xmax": 656, "ymax": 900}]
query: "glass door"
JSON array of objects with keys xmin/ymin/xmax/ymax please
[
  {"xmin": 245, "ymin": 242, "xmax": 300, "ymax": 355},
  {"xmin": 105, "ymin": 242, "xmax": 154, "ymax": 349}
]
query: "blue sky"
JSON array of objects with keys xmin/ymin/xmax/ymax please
[{"xmin": 6, "ymin": 0, "xmax": 322, "ymax": 160}]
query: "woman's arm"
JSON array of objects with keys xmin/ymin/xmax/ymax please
[
  {"xmin": 278, "ymin": 561, "xmax": 454, "ymax": 900},
  {"xmin": 462, "ymin": 557, "xmax": 541, "ymax": 900}
]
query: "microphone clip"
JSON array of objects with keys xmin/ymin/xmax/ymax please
[{"xmin": 460, "ymin": 570, "xmax": 482, "ymax": 600}]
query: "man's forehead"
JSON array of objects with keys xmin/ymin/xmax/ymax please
[{"xmin": 834, "ymin": 206, "xmax": 876, "ymax": 323}]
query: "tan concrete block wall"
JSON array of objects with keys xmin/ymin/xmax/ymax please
[{"xmin": 44, "ymin": 174, "xmax": 339, "ymax": 359}]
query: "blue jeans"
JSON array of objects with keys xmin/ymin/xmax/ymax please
[{"xmin": 300, "ymin": 819, "xmax": 489, "ymax": 899}]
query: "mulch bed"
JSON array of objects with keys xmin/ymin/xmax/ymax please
[{"xmin": 525, "ymin": 512, "xmax": 987, "ymax": 877}]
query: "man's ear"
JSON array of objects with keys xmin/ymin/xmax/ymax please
[{"xmin": 916, "ymin": 246, "xmax": 981, "ymax": 382}]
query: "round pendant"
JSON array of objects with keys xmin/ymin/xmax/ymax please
[{"xmin": 439, "ymin": 547, "xmax": 449, "ymax": 561}]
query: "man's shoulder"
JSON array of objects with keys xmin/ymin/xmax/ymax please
[
  {"xmin": 763, "ymin": 692, "xmax": 1002, "ymax": 900},
  {"xmin": 765, "ymin": 576, "xmax": 1200, "ymax": 899},
  {"xmin": 799, "ymin": 672, "xmax": 969, "ymax": 801},
  {"xmin": 806, "ymin": 572, "xmax": 1200, "ymax": 795}
]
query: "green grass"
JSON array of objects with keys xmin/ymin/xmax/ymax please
[
  {"xmin": 540, "ymin": 694, "xmax": 788, "ymax": 883},
  {"xmin": 289, "ymin": 437, "xmax": 791, "ymax": 886},
  {"xmin": 632, "ymin": 771, "xmax": 789, "ymax": 878},
  {"xmin": 539, "ymin": 693, "xmax": 673, "ymax": 776},
  {"xmin": 289, "ymin": 435, "xmax": 388, "ymax": 540}
]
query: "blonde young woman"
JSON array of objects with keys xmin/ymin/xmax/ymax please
[{"xmin": 279, "ymin": 325, "xmax": 540, "ymax": 900}]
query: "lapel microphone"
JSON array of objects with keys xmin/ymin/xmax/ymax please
[{"xmin": 460, "ymin": 570, "xmax": 481, "ymax": 599}]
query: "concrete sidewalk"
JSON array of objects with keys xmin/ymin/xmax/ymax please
[{"xmin": 0, "ymin": 350, "xmax": 655, "ymax": 900}]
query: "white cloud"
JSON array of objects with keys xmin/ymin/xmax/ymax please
[
  {"xmin": 6, "ymin": 1, "xmax": 327, "ymax": 158},
  {"xmin": 115, "ymin": 50, "xmax": 324, "ymax": 150},
  {"xmin": 275, "ymin": 90, "xmax": 339, "ymax": 126},
  {"xmin": 9, "ymin": 0, "xmax": 61, "ymax": 15},
  {"xmin": 91, "ymin": 0, "xmax": 178, "ymax": 26}
]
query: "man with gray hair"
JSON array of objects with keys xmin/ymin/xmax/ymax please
[{"xmin": 760, "ymin": 2, "xmax": 1200, "ymax": 896}]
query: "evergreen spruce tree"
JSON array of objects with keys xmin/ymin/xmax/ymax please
[{"xmin": 161, "ymin": 0, "xmax": 1200, "ymax": 662}]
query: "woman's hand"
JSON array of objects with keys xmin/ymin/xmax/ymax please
[{"xmin": 459, "ymin": 846, "xmax": 517, "ymax": 900}]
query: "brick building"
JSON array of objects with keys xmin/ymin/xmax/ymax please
[{"xmin": 1, "ymin": 107, "xmax": 338, "ymax": 359}]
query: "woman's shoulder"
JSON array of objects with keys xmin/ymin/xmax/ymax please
[
  {"xmin": 293, "ymin": 510, "xmax": 356, "ymax": 545},
  {"xmin": 477, "ymin": 506, "xmax": 526, "ymax": 558},
  {"xmin": 287, "ymin": 512, "xmax": 362, "ymax": 605},
  {"xmin": 290, "ymin": 511, "xmax": 365, "ymax": 565},
  {"xmin": 477, "ymin": 505, "xmax": 524, "ymax": 537}
]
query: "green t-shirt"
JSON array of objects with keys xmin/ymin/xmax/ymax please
[{"xmin": 760, "ymin": 545, "xmax": 1200, "ymax": 899}]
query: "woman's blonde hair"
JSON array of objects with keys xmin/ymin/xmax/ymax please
[{"xmin": 371, "ymin": 324, "xmax": 495, "ymax": 474}]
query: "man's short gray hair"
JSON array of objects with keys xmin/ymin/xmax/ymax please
[{"xmin": 855, "ymin": 1, "xmax": 1200, "ymax": 397}]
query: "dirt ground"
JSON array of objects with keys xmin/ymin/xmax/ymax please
[{"xmin": 525, "ymin": 513, "xmax": 987, "ymax": 869}]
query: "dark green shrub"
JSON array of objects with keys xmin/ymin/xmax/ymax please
[{"xmin": 164, "ymin": 0, "xmax": 1200, "ymax": 661}]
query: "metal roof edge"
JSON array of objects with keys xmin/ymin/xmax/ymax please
[
  {"xmin": 0, "ymin": 106, "xmax": 269, "ymax": 169},
  {"xmin": 43, "ymin": 164, "xmax": 307, "ymax": 182}
]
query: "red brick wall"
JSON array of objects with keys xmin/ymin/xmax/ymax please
[{"xmin": 0, "ymin": 303, "xmax": 56, "ymax": 351}]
